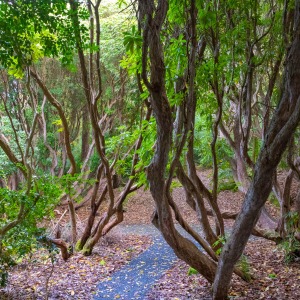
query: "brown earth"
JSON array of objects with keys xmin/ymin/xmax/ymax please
[
  {"xmin": 1, "ymin": 169, "xmax": 300, "ymax": 299},
  {"xmin": 0, "ymin": 235, "xmax": 152, "ymax": 300}
]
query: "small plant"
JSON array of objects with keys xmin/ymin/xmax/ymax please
[
  {"xmin": 268, "ymin": 273, "xmax": 277, "ymax": 279},
  {"xmin": 0, "ymin": 175, "xmax": 61, "ymax": 287},
  {"xmin": 279, "ymin": 236, "xmax": 300, "ymax": 263},
  {"xmin": 217, "ymin": 179, "xmax": 238, "ymax": 193},
  {"xmin": 187, "ymin": 267, "xmax": 198, "ymax": 276},
  {"xmin": 36, "ymin": 237, "xmax": 59, "ymax": 300},
  {"xmin": 99, "ymin": 259, "xmax": 106, "ymax": 266},
  {"xmin": 236, "ymin": 255, "xmax": 251, "ymax": 282},
  {"xmin": 269, "ymin": 193, "xmax": 280, "ymax": 208},
  {"xmin": 213, "ymin": 235, "xmax": 227, "ymax": 255},
  {"xmin": 217, "ymin": 168, "xmax": 238, "ymax": 193},
  {"xmin": 170, "ymin": 180, "xmax": 182, "ymax": 193},
  {"xmin": 279, "ymin": 212, "xmax": 300, "ymax": 263},
  {"xmin": 0, "ymin": 249, "xmax": 16, "ymax": 287}
]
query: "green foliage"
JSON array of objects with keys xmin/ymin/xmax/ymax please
[
  {"xmin": 249, "ymin": 136, "xmax": 262, "ymax": 164},
  {"xmin": 35, "ymin": 138, "xmax": 52, "ymax": 169},
  {"xmin": 0, "ymin": 0, "xmax": 89, "ymax": 75},
  {"xmin": 0, "ymin": 175, "xmax": 61, "ymax": 286},
  {"xmin": 106, "ymin": 126, "xmax": 139, "ymax": 177},
  {"xmin": 106, "ymin": 117, "xmax": 156, "ymax": 188},
  {"xmin": 194, "ymin": 114, "xmax": 233, "ymax": 169},
  {"xmin": 187, "ymin": 267, "xmax": 199, "ymax": 276},
  {"xmin": 279, "ymin": 212, "xmax": 300, "ymax": 263},
  {"xmin": 236, "ymin": 254, "xmax": 251, "ymax": 282},
  {"xmin": 0, "ymin": 250, "xmax": 16, "ymax": 287},
  {"xmin": 56, "ymin": 173, "xmax": 94, "ymax": 202},
  {"xmin": 165, "ymin": 34, "xmax": 187, "ymax": 92},
  {"xmin": 101, "ymin": 0, "xmax": 134, "ymax": 73},
  {"xmin": 99, "ymin": 259, "xmax": 106, "ymax": 266},
  {"xmin": 100, "ymin": 1, "xmax": 141, "ymax": 127},
  {"xmin": 120, "ymin": 15, "xmax": 141, "ymax": 77},
  {"xmin": 123, "ymin": 26, "xmax": 142, "ymax": 54},
  {"xmin": 218, "ymin": 169, "xmax": 238, "ymax": 193},
  {"xmin": 170, "ymin": 180, "xmax": 182, "ymax": 193},
  {"xmin": 194, "ymin": 114, "xmax": 235, "ymax": 193},
  {"xmin": 117, "ymin": 0, "xmax": 127, "ymax": 8},
  {"xmin": 268, "ymin": 273, "xmax": 277, "ymax": 279},
  {"xmin": 0, "ymin": 1, "xmax": 292, "ymax": 290},
  {"xmin": 213, "ymin": 235, "xmax": 227, "ymax": 255},
  {"xmin": 0, "ymin": 176, "xmax": 61, "ymax": 232},
  {"xmin": 193, "ymin": 117, "xmax": 213, "ymax": 167},
  {"xmin": 0, "ymin": 116, "xmax": 26, "ymax": 176},
  {"xmin": 269, "ymin": 193, "xmax": 280, "ymax": 208}
]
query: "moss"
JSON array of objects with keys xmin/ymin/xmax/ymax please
[
  {"xmin": 81, "ymin": 246, "xmax": 92, "ymax": 256},
  {"xmin": 75, "ymin": 239, "xmax": 83, "ymax": 251}
]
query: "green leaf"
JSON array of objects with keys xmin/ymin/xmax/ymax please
[
  {"xmin": 187, "ymin": 267, "xmax": 198, "ymax": 276},
  {"xmin": 100, "ymin": 259, "xmax": 106, "ymax": 266}
]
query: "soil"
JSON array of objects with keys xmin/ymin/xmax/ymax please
[
  {"xmin": 1, "ymin": 169, "xmax": 300, "ymax": 299},
  {"xmin": 0, "ymin": 235, "xmax": 152, "ymax": 300},
  {"xmin": 147, "ymin": 238, "xmax": 300, "ymax": 300}
]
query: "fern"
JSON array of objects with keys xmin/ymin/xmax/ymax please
[{"xmin": 236, "ymin": 255, "xmax": 251, "ymax": 281}]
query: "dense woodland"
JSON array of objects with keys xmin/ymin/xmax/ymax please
[{"xmin": 0, "ymin": 0, "xmax": 300, "ymax": 299}]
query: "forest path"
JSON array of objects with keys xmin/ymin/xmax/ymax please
[
  {"xmin": 93, "ymin": 223, "xmax": 255, "ymax": 300},
  {"xmin": 94, "ymin": 225, "xmax": 178, "ymax": 300}
]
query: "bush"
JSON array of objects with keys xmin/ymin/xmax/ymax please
[{"xmin": 0, "ymin": 175, "xmax": 61, "ymax": 286}]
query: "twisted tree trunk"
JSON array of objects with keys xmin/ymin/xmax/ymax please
[{"xmin": 213, "ymin": 3, "xmax": 300, "ymax": 298}]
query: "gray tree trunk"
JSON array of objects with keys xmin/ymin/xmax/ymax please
[{"xmin": 213, "ymin": 3, "xmax": 300, "ymax": 299}]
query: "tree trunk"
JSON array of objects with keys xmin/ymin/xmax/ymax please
[
  {"xmin": 276, "ymin": 169, "xmax": 294, "ymax": 236},
  {"xmin": 138, "ymin": 0, "xmax": 218, "ymax": 283},
  {"xmin": 68, "ymin": 195, "xmax": 77, "ymax": 247},
  {"xmin": 76, "ymin": 165, "xmax": 106, "ymax": 251},
  {"xmin": 213, "ymin": 4, "xmax": 300, "ymax": 298},
  {"xmin": 81, "ymin": 104, "xmax": 90, "ymax": 162}
]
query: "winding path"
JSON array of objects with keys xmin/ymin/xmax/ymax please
[
  {"xmin": 93, "ymin": 224, "xmax": 207, "ymax": 299},
  {"xmin": 94, "ymin": 225, "xmax": 178, "ymax": 300}
]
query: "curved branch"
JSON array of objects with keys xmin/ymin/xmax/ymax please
[{"xmin": 30, "ymin": 69, "xmax": 77, "ymax": 175}]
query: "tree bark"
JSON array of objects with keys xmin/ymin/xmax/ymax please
[
  {"xmin": 48, "ymin": 238, "xmax": 71, "ymax": 261},
  {"xmin": 30, "ymin": 70, "xmax": 77, "ymax": 175},
  {"xmin": 213, "ymin": 3, "xmax": 300, "ymax": 298},
  {"xmin": 81, "ymin": 104, "xmax": 90, "ymax": 162},
  {"xmin": 138, "ymin": 0, "xmax": 219, "ymax": 283}
]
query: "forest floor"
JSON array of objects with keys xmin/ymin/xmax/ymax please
[{"xmin": 1, "ymin": 170, "xmax": 300, "ymax": 299}]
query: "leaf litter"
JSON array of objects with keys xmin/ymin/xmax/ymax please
[
  {"xmin": 0, "ymin": 235, "xmax": 152, "ymax": 299},
  {"xmin": 1, "ymin": 170, "xmax": 300, "ymax": 299}
]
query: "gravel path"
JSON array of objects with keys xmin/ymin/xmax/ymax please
[
  {"xmin": 93, "ymin": 223, "xmax": 263, "ymax": 300},
  {"xmin": 110, "ymin": 224, "xmax": 161, "ymax": 236},
  {"xmin": 93, "ymin": 224, "xmax": 210, "ymax": 300},
  {"xmin": 94, "ymin": 226, "xmax": 177, "ymax": 300}
]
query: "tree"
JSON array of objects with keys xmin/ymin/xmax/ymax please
[
  {"xmin": 0, "ymin": 70, "xmax": 62, "ymax": 284},
  {"xmin": 136, "ymin": 0, "xmax": 300, "ymax": 296},
  {"xmin": 1, "ymin": 0, "xmax": 300, "ymax": 298},
  {"xmin": 137, "ymin": 0, "xmax": 248, "ymax": 283},
  {"xmin": 0, "ymin": 0, "xmax": 151, "ymax": 262},
  {"xmin": 213, "ymin": 1, "xmax": 300, "ymax": 298}
]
